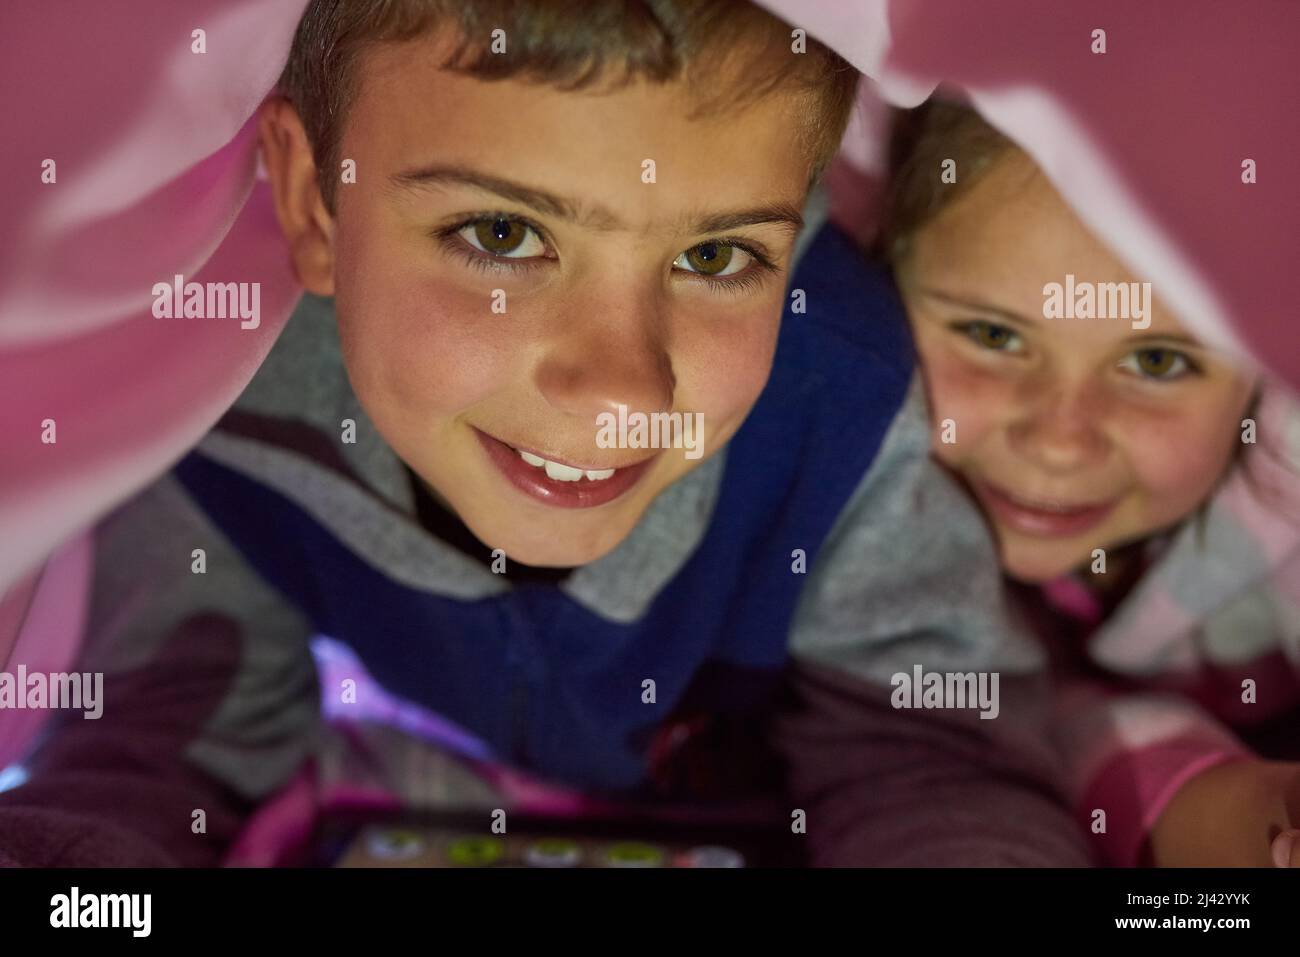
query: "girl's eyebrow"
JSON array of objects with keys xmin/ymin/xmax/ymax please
[
  {"xmin": 390, "ymin": 163, "xmax": 804, "ymax": 236},
  {"xmin": 918, "ymin": 287, "xmax": 1035, "ymax": 327},
  {"xmin": 1123, "ymin": 331, "xmax": 1205, "ymax": 350},
  {"xmin": 921, "ymin": 286, "xmax": 1209, "ymax": 351}
]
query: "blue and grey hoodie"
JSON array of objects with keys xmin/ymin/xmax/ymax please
[{"xmin": 0, "ymin": 221, "xmax": 1091, "ymax": 867}]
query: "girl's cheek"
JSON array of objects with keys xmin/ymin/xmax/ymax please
[
  {"xmin": 1118, "ymin": 407, "xmax": 1241, "ymax": 517},
  {"xmin": 916, "ymin": 341, "xmax": 1006, "ymax": 469}
]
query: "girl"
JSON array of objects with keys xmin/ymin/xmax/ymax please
[{"xmin": 883, "ymin": 99, "xmax": 1300, "ymax": 867}]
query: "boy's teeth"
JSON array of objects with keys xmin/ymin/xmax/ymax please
[
  {"xmin": 515, "ymin": 448, "xmax": 617, "ymax": 482},
  {"xmin": 544, "ymin": 460, "xmax": 584, "ymax": 482}
]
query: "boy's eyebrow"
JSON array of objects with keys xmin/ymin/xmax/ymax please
[
  {"xmin": 392, "ymin": 163, "xmax": 620, "ymax": 228},
  {"xmin": 689, "ymin": 204, "xmax": 804, "ymax": 236},
  {"xmin": 390, "ymin": 163, "xmax": 804, "ymax": 236}
]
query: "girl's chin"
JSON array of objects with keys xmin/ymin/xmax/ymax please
[{"xmin": 996, "ymin": 542, "xmax": 1092, "ymax": 585}]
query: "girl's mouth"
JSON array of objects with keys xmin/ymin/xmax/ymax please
[
  {"xmin": 974, "ymin": 480, "xmax": 1119, "ymax": 539},
  {"xmin": 474, "ymin": 428, "xmax": 656, "ymax": 509}
]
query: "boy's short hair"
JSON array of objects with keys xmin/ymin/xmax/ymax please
[{"xmin": 278, "ymin": 0, "xmax": 859, "ymax": 210}]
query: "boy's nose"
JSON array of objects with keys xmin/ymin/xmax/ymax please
[
  {"xmin": 1007, "ymin": 381, "xmax": 1111, "ymax": 473},
  {"xmin": 534, "ymin": 300, "xmax": 676, "ymax": 425}
]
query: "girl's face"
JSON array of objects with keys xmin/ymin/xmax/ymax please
[{"xmin": 899, "ymin": 151, "xmax": 1256, "ymax": 583}]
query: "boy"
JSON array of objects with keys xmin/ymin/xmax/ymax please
[{"xmin": 0, "ymin": 0, "xmax": 1087, "ymax": 866}]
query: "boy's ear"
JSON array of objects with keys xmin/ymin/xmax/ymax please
[{"xmin": 258, "ymin": 97, "xmax": 335, "ymax": 295}]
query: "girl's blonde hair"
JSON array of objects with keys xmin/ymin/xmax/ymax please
[{"xmin": 879, "ymin": 97, "xmax": 1014, "ymax": 265}]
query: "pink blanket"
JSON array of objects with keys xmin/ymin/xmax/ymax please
[{"xmin": 2, "ymin": 0, "xmax": 1296, "ymax": 750}]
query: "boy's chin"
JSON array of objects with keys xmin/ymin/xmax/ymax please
[
  {"xmin": 464, "ymin": 510, "xmax": 639, "ymax": 570},
  {"xmin": 492, "ymin": 533, "xmax": 624, "ymax": 570}
]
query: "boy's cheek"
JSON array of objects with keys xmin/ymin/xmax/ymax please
[
  {"xmin": 674, "ymin": 307, "xmax": 781, "ymax": 433},
  {"xmin": 336, "ymin": 273, "xmax": 518, "ymax": 418}
]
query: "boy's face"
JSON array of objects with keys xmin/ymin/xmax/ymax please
[
  {"xmin": 900, "ymin": 152, "xmax": 1255, "ymax": 584},
  {"xmin": 273, "ymin": 32, "xmax": 812, "ymax": 567}
]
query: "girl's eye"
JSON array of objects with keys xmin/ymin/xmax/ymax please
[
  {"xmin": 674, "ymin": 242, "xmax": 753, "ymax": 277},
  {"xmin": 957, "ymin": 320, "xmax": 1023, "ymax": 353},
  {"xmin": 1118, "ymin": 347, "xmax": 1193, "ymax": 380},
  {"xmin": 458, "ymin": 217, "xmax": 547, "ymax": 258}
]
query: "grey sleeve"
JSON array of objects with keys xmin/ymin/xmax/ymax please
[
  {"xmin": 789, "ymin": 374, "xmax": 1041, "ymax": 679},
  {"xmin": 0, "ymin": 474, "xmax": 320, "ymax": 866},
  {"xmin": 773, "ymin": 661, "xmax": 1095, "ymax": 867},
  {"xmin": 779, "ymin": 376, "xmax": 1092, "ymax": 866}
]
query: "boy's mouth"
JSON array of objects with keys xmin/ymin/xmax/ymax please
[{"xmin": 473, "ymin": 428, "xmax": 656, "ymax": 509}]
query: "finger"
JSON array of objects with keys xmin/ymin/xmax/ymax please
[{"xmin": 1270, "ymin": 829, "xmax": 1300, "ymax": 868}]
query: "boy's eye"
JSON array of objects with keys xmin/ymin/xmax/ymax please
[
  {"xmin": 1118, "ymin": 347, "xmax": 1193, "ymax": 380},
  {"xmin": 956, "ymin": 320, "xmax": 1023, "ymax": 353},
  {"xmin": 459, "ymin": 217, "xmax": 547, "ymax": 258},
  {"xmin": 674, "ymin": 242, "xmax": 753, "ymax": 277}
]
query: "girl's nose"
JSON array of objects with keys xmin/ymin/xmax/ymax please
[{"xmin": 1007, "ymin": 381, "xmax": 1111, "ymax": 474}]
